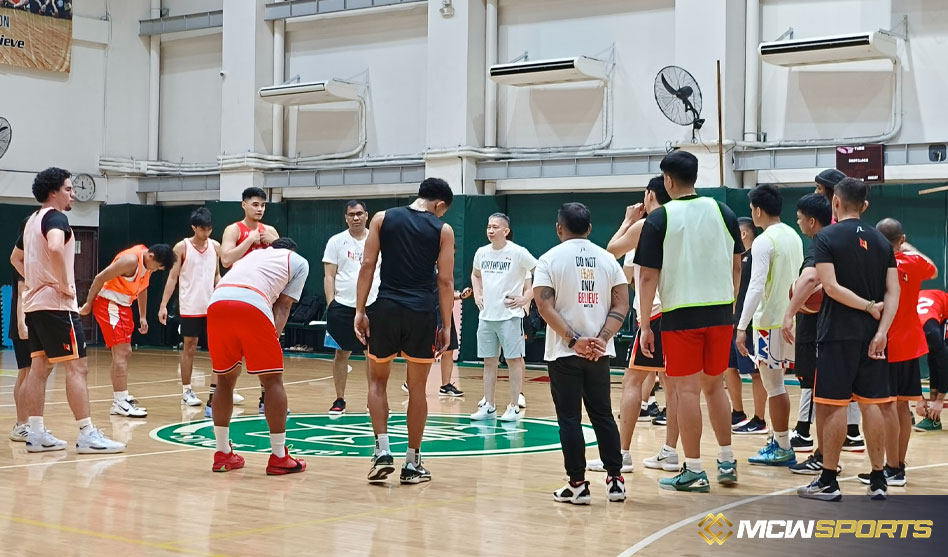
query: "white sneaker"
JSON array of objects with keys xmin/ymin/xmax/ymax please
[
  {"xmin": 9, "ymin": 423, "xmax": 29, "ymax": 442},
  {"xmin": 518, "ymin": 392, "xmax": 526, "ymax": 408},
  {"xmin": 233, "ymin": 392, "xmax": 245, "ymax": 404},
  {"xmin": 643, "ymin": 448, "xmax": 680, "ymax": 471},
  {"xmin": 111, "ymin": 398, "xmax": 147, "ymax": 418},
  {"xmin": 553, "ymin": 481, "xmax": 591, "ymax": 505},
  {"xmin": 76, "ymin": 428, "xmax": 126, "ymax": 454},
  {"xmin": 401, "ymin": 382, "xmax": 409, "ymax": 393},
  {"xmin": 477, "ymin": 397, "xmax": 486, "ymax": 408},
  {"xmin": 606, "ymin": 475, "xmax": 627, "ymax": 502},
  {"xmin": 26, "ymin": 429, "xmax": 67, "ymax": 453},
  {"xmin": 182, "ymin": 389, "xmax": 202, "ymax": 407},
  {"xmin": 470, "ymin": 404, "xmax": 496, "ymax": 421},
  {"xmin": 586, "ymin": 455, "xmax": 634, "ymax": 473},
  {"xmin": 498, "ymin": 404, "xmax": 522, "ymax": 422},
  {"xmin": 125, "ymin": 395, "xmax": 146, "ymax": 411}
]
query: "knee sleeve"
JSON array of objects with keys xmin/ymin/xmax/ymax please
[{"xmin": 759, "ymin": 365, "xmax": 787, "ymax": 396}]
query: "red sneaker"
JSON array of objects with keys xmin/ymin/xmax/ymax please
[
  {"xmin": 266, "ymin": 452, "xmax": 306, "ymax": 475},
  {"xmin": 212, "ymin": 448, "xmax": 245, "ymax": 472}
]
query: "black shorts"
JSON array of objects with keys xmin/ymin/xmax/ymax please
[
  {"xmin": 629, "ymin": 316, "xmax": 664, "ymax": 370},
  {"xmin": 366, "ymin": 298, "xmax": 437, "ymax": 363},
  {"xmin": 436, "ymin": 311, "xmax": 459, "ymax": 351},
  {"xmin": 814, "ymin": 340, "xmax": 891, "ymax": 406},
  {"xmin": 728, "ymin": 330, "xmax": 757, "ymax": 375},
  {"xmin": 12, "ymin": 336, "xmax": 31, "ymax": 369},
  {"xmin": 889, "ymin": 358, "xmax": 922, "ymax": 401},
  {"xmin": 25, "ymin": 310, "xmax": 86, "ymax": 363},
  {"xmin": 795, "ymin": 341, "xmax": 817, "ymax": 389},
  {"xmin": 180, "ymin": 316, "xmax": 207, "ymax": 338},
  {"xmin": 326, "ymin": 301, "xmax": 366, "ymax": 353}
]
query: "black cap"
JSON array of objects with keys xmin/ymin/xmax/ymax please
[{"xmin": 815, "ymin": 168, "xmax": 846, "ymax": 188}]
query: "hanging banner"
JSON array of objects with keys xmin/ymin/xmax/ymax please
[{"xmin": 0, "ymin": 3, "xmax": 73, "ymax": 73}]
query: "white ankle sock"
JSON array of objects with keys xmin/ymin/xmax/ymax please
[
  {"xmin": 77, "ymin": 417, "xmax": 94, "ymax": 434},
  {"xmin": 662, "ymin": 444, "xmax": 677, "ymax": 455},
  {"xmin": 182, "ymin": 384, "xmax": 191, "ymax": 394},
  {"xmin": 214, "ymin": 426, "xmax": 230, "ymax": 453},
  {"xmin": 718, "ymin": 445, "xmax": 734, "ymax": 462},
  {"xmin": 114, "ymin": 390, "xmax": 129, "ymax": 403},
  {"xmin": 774, "ymin": 430, "xmax": 791, "ymax": 450},
  {"xmin": 270, "ymin": 432, "xmax": 286, "ymax": 457},
  {"xmin": 620, "ymin": 449, "xmax": 631, "ymax": 459},
  {"xmin": 641, "ymin": 401, "xmax": 648, "ymax": 410},
  {"xmin": 375, "ymin": 434, "xmax": 390, "ymax": 455},
  {"xmin": 406, "ymin": 447, "xmax": 420, "ymax": 466},
  {"xmin": 28, "ymin": 416, "xmax": 44, "ymax": 433},
  {"xmin": 685, "ymin": 458, "xmax": 703, "ymax": 472}
]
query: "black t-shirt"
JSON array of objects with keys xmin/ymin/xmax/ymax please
[
  {"xmin": 813, "ymin": 218, "xmax": 896, "ymax": 342},
  {"xmin": 14, "ymin": 210, "xmax": 72, "ymax": 249},
  {"xmin": 9, "ymin": 266, "xmax": 23, "ymax": 342},
  {"xmin": 634, "ymin": 195, "xmax": 744, "ymax": 331},
  {"xmin": 795, "ymin": 245, "xmax": 818, "ymax": 344},
  {"xmin": 733, "ymin": 250, "xmax": 752, "ymax": 324}
]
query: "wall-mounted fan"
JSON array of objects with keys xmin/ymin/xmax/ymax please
[{"xmin": 654, "ymin": 66, "xmax": 705, "ymax": 142}]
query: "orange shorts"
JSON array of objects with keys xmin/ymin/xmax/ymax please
[
  {"xmin": 207, "ymin": 300, "xmax": 283, "ymax": 375},
  {"xmin": 662, "ymin": 325, "xmax": 733, "ymax": 377},
  {"xmin": 93, "ymin": 296, "xmax": 135, "ymax": 348}
]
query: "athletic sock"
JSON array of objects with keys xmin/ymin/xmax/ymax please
[
  {"xmin": 647, "ymin": 395, "xmax": 656, "ymax": 405},
  {"xmin": 77, "ymin": 417, "xmax": 94, "ymax": 434},
  {"xmin": 620, "ymin": 449, "xmax": 631, "ymax": 461},
  {"xmin": 375, "ymin": 434, "xmax": 390, "ymax": 456},
  {"xmin": 214, "ymin": 426, "xmax": 230, "ymax": 453},
  {"xmin": 847, "ymin": 424, "xmax": 861, "ymax": 437},
  {"xmin": 795, "ymin": 421, "xmax": 811, "ymax": 437},
  {"xmin": 27, "ymin": 416, "xmax": 43, "ymax": 434},
  {"xmin": 774, "ymin": 430, "xmax": 791, "ymax": 450},
  {"xmin": 406, "ymin": 447, "xmax": 421, "ymax": 466},
  {"xmin": 819, "ymin": 467, "xmax": 838, "ymax": 486},
  {"xmin": 717, "ymin": 445, "xmax": 734, "ymax": 462},
  {"xmin": 640, "ymin": 401, "xmax": 648, "ymax": 410},
  {"xmin": 182, "ymin": 384, "xmax": 191, "ymax": 394},
  {"xmin": 114, "ymin": 390, "xmax": 129, "ymax": 403},
  {"xmin": 685, "ymin": 458, "xmax": 703, "ymax": 472},
  {"xmin": 208, "ymin": 384, "xmax": 216, "ymax": 405},
  {"xmin": 869, "ymin": 468, "xmax": 885, "ymax": 483},
  {"xmin": 662, "ymin": 444, "xmax": 677, "ymax": 455},
  {"xmin": 270, "ymin": 432, "xmax": 286, "ymax": 458}
]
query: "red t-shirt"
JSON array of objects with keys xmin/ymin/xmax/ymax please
[
  {"xmin": 888, "ymin": 251, "xmax": 936, "ymax": 362},
  {"xmin": 917, "ymin": 289, "xmax": 948, "ymax": 326}
]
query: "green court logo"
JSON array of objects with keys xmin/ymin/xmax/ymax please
[{"xmin": 150, "ymin": 414, "xmax": 595, "ymax": 458}]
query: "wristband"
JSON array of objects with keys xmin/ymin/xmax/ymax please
[
  {"xmin": 865, "ymin": 301, "xmax": 876, "ymax": 313},
  {"xmin": 568, "ymin": 334, "xmax": 580, "ymax": 349}
]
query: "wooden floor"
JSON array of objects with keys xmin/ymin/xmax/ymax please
[{"xmin": 1, "ymin": 348, "xmax": 946, "ymax": 556}]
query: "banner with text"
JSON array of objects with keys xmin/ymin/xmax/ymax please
[{"xmin": 0, "ymin": 3, "xmax": 72, "ymax": 73}]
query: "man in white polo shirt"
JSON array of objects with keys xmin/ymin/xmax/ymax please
[{"xmin": 470, "ymin": 213, "xmax": 537, "ymax": 422}]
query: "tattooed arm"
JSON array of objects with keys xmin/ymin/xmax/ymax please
[
  {"xmin": 597, "ymin": 283, "xmax": 630, "ymax": 342},
  {"xmin": 533, "ymin": 285, "xmax": 600, "ymax": 358}
]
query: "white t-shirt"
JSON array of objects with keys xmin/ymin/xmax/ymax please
[
  {"xmin": 212, "ymin": 251, "xmax": 309, "ymax": 324},
  {"xmin": 322, "ymin": 230, "xmax": 379, "ymax": 307},
  {"xmin": 625, "ymin": 250, "xmax": 662, "ymax": 320},
  {"xmin": 473, "ymin": 241, "xmax": 538, "ymax": 321},
  {"xmin": 534, "ymin": 239, "xmax": 628, "ymax": 361}
]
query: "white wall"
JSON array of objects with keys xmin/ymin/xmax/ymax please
[
  {"xmin": 159, "ymin": 33, "xmax": 222, "ymax": 162},
  {"xmin": 497, "ymin": 0, "xmax": 676, "ymax": 150},
  {"xmin": 285, "ymin": 9, "xmax": 428, "ymax": 157},
  {"xmin": 161, "ymin": 0, "xmax": 222, "ymax": 17}
]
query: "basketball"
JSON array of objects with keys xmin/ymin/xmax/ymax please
[{"xmin": 790, "ymin": 284, "xmax": 824, "ymax": 314}]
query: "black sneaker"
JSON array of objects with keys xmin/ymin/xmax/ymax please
[
  {"xmin": 733, "ymin": 416, "xmax": 768, "ymax": 435},
  {"xmin": 400, "ymin": 461, "xmax": 432, "ymax": 484},
  {"xmin": 328, "ymin": 398, "xmax": 346, "ymax": 415},
  {"xmin": 731, "ymin": 410, "xmax": 748, "ymax": 426},
  {"xmin": 368, "ymin": 453, "xmax": 395, "ymax": 483},
  {"xmin": 639, "ymin": 402, "xmax": 659, "ymax": 422},
  {"xmin": 790, "ymin": 429, "xmax": 814, "ymax": 452},
  {"xmin": 652, "ymin": 407, "xmax": 667, "ymax": 426},
  {"xmin": 867, "ymin": 477, "xmax": 888, "ymax": 500},
  {"xmin": 797, "ymin": 477, "xmax": 842, "ymax": 502},
  {"xmin": 842, "ymin": 434, "xmax": 865, "ymax": 452},
  {"xmin": 439, "ymin": 384, "xmax": 464, "ymax": 397},
  {"xmin": 858, "ymin": 466, "xmax": 905, "ymax": 487}
]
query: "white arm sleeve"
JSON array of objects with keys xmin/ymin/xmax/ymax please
[{"xmin": 737, "ymin": 237, "xmax": 774, "ymax": 331}]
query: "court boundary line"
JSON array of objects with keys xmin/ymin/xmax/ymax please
[
  {"xmin": 617, "ymin": 461, "xmax": 948, "ymax": 556},
  {"xmin": 0, "ymin": 447, "xmax": 205, "ymax": 470}
]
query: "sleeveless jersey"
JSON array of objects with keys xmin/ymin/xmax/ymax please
[
  {"xmin": 179, "ymin": 239, "xmax": 217, "ymax": 317},
  {"xmin": 236, "ymin": 221, "xmax": 267, "ymax": 258},
  {"xmin": 100, "ymin": 245, "xmax": 152, "ymax": 307},
  {"xmin": 376, "ymin": 206, "xmax": 444, "ymax": 312},
  {"xmin": 22, "ymin": 207, "xmax": 78, "ymax": 313}
]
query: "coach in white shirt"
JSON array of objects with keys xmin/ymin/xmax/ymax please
[{"xmin": 534, "ymin": 202, "xmax": 629, "ymax": 505}]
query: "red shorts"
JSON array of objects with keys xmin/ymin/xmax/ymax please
[
  {"xmin": 207, "ymin": 300, "xmax": 283, "ymax": 375},
  {"xmin": 93, "ymin": 296, "xmax": 135, "ymax": 348},
  {"xmin": 662, "ymin": 325, "xmax": 733, "ymax": 377}
]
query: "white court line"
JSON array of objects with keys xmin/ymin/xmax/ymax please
[
  {"xmin": 0, "ymin": 374, "xmax": 210, "ymax": 395},
  {"xmin": 0, "ymin": 447, "xmax": 205, "ymax": 471},
  {"xmin": 617, "ymin": 461, "xmax": 948, "ymax": 556},
  {"xmin": 0, "ymin": 376, "xmax": 332, "ymax": 408}
]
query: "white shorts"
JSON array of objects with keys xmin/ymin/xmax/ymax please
[
  {"xmin": 753, "ymin": 328, "xmax": 794, "ymax": 370},
  {"xmin": 477, "ymin": 317, "xmax": 525, "ymax": 359}
]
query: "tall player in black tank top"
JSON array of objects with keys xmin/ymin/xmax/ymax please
[{"xmin": 355, "ymin": 178, "xmax": 455, "ymax": 486}]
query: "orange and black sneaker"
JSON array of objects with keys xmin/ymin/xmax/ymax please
[
  {"xmin": 266, "ymin": 451, "xmax": 306, "ymax": 476},
  {"xmin": 212, "ymin": 447, "xmax": 245, "ymax": 472}
]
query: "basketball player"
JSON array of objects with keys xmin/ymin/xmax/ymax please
[
  {"xmin": 470, "ymin": 213, "xmax": 536, "ymax": 422},
  {"xmin": 798, "ymin": 178, "xmax": 900, "ymax": 502},
  {"xmin": 7, "ymin": 260, "xmax": 50, "ymax": 440},
  {"xmin": 635, "ymin": 150, "xmax": 741, "ymax": 492},
  {"xmin": 11, "ymin": 167, "xmax": 124, "ymax": 453},
  {"xmin": 79, "ymin": 242, "xmax": 175, "ymax": 418},
  {"xmin": 355, "ymin": 178, "xmax": 455, "ymax": 485},
  {"xmin": 855, "ymin": 219, "xmax": 936, "ymax": 487},
  {"xmin": 158, "ymin": 208, "xmax": 221, "ymax": 408},
  {"xmin": 782, "ymin": 194, "xmax": 836, "ymax": 475},
  {"xmin": 534, "ymin": 202, "xmax": 628, "ymax": 504},
  {"xmin": 915, "ymin": 289, "xmax": 948, "ymax": 431},
  {"xmin": 735, "ymin": 185, "xmax": 803, "ymax": 466},
  {"xmin": 323, "ymin": 200, "xmax": 379, "ymax": 415},
  {"xmin": 596, "ymin": 175, "xmax": 680, "ymax": 473},
  {"xmin": 207, "ymin": 238, "xmax": 308, "ymax": 475},
  {"xmin": 220, "ymin": 187, "xmax": 279, "ymax": 413},
  {"xmin": 729, "ymin": 217, "xmax": 769, "ymax": 434}
]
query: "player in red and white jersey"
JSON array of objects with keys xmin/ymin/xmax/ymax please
[
  {"xmin": 158, "ymin": 208, "xmax": 221, "ymax": 410},
  {"xmin": 207, "ymin": 238, "xmax": 309, "ymax": 475}
]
